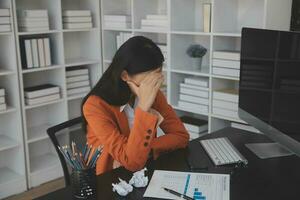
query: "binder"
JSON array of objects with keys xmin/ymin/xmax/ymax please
[
  {"xmin": 30, "ymin": 39, "xmax": 39, "ymax": 68},
  {"xmin": 37, "ymin": 39, "xmax": 45, "ymax": 67},
  {"xmin": 43, "ymin": 38, "xmax": 51, "ymax": 66}
]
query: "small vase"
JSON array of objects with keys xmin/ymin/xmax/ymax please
[{"xmin": 191, "ymin": 57, "xmax": 203, "ymax": 70}]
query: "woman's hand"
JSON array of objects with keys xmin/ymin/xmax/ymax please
[{"xmin": 127, "ymin": 71, "xmax": 164, "ymax": 112}]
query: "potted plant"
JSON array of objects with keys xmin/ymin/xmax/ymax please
[{"xmin": 186, "ymin": 44, "xmax": 207, "ymax": 69}]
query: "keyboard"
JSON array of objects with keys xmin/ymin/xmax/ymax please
[{"xmin": 200, "ymin": 137, "xmax": 248, "ymax": 166}]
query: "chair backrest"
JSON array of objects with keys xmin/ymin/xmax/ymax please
[{"xmin": 47, "ymin": 117, "xmax": 86, "ymax": 186}]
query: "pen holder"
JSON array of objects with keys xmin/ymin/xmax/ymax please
[{"xmin": 71, "ymin": 167, "xmax": 97, "ymax": 200}]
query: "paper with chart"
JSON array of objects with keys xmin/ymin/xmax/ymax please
[{"xmin": 143, "ymin": 170, "xmax": 230, "ymax": 200}]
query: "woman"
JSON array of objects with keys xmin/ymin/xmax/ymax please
[{"xmin": 82, "ymin": 36, "xmax": 189, "ymax": 175}]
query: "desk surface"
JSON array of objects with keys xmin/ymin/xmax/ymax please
[{"xmin": 35, "ymin": 127, "xmax": 300, "ymax": 200}]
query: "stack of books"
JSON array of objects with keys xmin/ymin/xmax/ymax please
[
  {"xmin": 0, "ymin": 88, "xmax": 6, "ymax": 111},
  {"xmin": 212, "ymin": 51, "xmax": 241, "ymax": 78},
  {"xmin": 18, "ymin": 10, "xmax": 49, "ymax": 32},
  {"xmin": 0, "ymin": 8, "xmax": 11, "ymax": 32},
  {"xmin": 180, "ymin": 116, "xmax": 208, "ymax": 140},
  {"xmin": 178, "ymin": 77, "xmax": 209, "ymax": 114},
  {"xmin": 157, "ymin": 43, "xmax": 167, "ymax": 61},
  {"xmin": 116, "ymin": 32, "xmax": 134, "ymax": 49},
  {"xmin": 63, "ymin": 10, "xmax": 93, "ymax": 29},
  {"xmin": 212, "ymin": 88, "xmax": 239, "ymax": 119},
  {"xmin": 104, "ymin": 15, "xmax": 131, "ymax": 29},
  {"xmin": 20, "ymin": 37, "xmax": 51, "ymax": 69},
  {"xmin": 66, "ymin": 68, "xmax": 91, "ymax": 97},
  {"xmin": 140, "ymin": 14, "xmax": 168, "ymax": 31},
  {"xmin": 24, "ymin": 84, "xmax": 60, "ymax": 106}
]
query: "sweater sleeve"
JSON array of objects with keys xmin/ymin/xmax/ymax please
[
  {"xmin": 151, "ymin": 91, "xmax": 190, "ymax": 156},
  {"xmin": 83, "ymin": 96, "xmax": 158, "ymax": 171}
]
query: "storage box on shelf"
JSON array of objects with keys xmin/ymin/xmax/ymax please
[
  {"xmin": 180, "ymin": 115, "xmax": 208, "ymax": 140},
  {"xmin": 0, "ymin": 8, "xmax": 12, "ymax": 33},
  {"xmin": 66, "ymin": 67, "xmax": 91, "ymax": 98},
  {"xmin": 63, "ymin": 10, "xmax": 93, "ymax": 30},
  {"xmin": 17, "ymin": 9, "xmax": 50, "ymax": 32}
]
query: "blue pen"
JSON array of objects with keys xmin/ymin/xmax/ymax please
[
  {"xmin": 91, "ymin": 154, "xmax": 100, "ymax": 168},
  {"xmin": 82, "ymin": 143, "xmax": 88, "ymax": 157},
  {"xmin": 84, "ymin": 145, "xmax": 92, "ymax": 163},
  {"xmin": 58, "ymin": 146, "xmax": 75, "ymax": 168},
  {"xmin": 88, "ymin": 147, "xmax": 101, "ymax": 167}
]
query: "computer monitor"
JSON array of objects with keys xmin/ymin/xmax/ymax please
[{"xmin": 239, "ymin": 27, "xmax": 300, "ymax": 159}]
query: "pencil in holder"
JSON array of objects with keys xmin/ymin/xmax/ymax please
[{"xmin": 71, "ymin": 167, "xmax": 97, "ymax": 200}]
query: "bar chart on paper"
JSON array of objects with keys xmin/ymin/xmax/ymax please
[{"xmin": 143, "ymin": 170, "xmax": 230, "ymax": 200}]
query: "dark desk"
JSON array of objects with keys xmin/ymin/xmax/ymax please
[{"xmin": 36, "ymin": 127, "xmax": 300, "ymax": 200}]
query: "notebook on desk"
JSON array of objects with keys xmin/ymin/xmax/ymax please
[{"xmin": 143, "ymin": 170, "xmax": 230, "ymax": 200}]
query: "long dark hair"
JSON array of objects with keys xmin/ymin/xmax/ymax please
[{"xmin": 81, "ymin": 36, "xmax": 164, "ymax": 131}]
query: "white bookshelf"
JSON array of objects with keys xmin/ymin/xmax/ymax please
[
  {"xmin": 12, "ymin": 0, "xmax": 102, "ymax": 189},
  {"xmin": 0, "ymin": 0, "xmax": 27, "ymax": 199},
  {"xmin": 100, "ymin": 0, "xmax": 292, "ymax": 135}
]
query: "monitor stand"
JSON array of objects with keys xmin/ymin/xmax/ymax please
[{"xmin": 245, "ymin": 143, "xmax": 294, "ymax": 159}]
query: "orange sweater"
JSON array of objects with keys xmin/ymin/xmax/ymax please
[{"xmin": 83, "ymin": 90, "xmax": 189, "ymax": 175}]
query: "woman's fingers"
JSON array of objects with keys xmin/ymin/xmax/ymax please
[{"xmin": 126, "ymin": 80, "xmax": 139, "ymax": 95}]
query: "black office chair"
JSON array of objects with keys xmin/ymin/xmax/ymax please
[{"xmin": 47, "ymin": 117, "xmax": 87, "ymax": 186}]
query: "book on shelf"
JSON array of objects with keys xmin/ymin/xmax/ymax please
[
  {"xmin": 20, "ymin": 39, "xmax": 33, "ymax": 68},
  {"xmin": 231, "ymin": 122, "xmax": 260, "ymax": 133},
  {"xmin": 63, "ymin": 10, "xmax": 91, "ymax": 17},
  {"xmin": 64, "ymin": 22, "xmax": 92, "ymax": 29},
  {"xmin": 146, "ymin": 14, "xmax": 167, "ymax": 20},
  {"xmin": 0, "ymin": 103, "xmax": 7, "ymax": 111},
  {"xmin": 179, "ymin": 87, "xmax": 209, "ymax": 98},
  {"xmin": 67, "ymin": 80, "xmax": 90, "ymax": 89},
  {"xmin": 203, "ymin": 3, "xmax": 211, "ymax": 33},
  {"xmin": 184, "ymin": 77, "xmax": 209, "ymax": 88},
  {"xmin": 63, "ymin": 17, "xmax": 92, "ymax": 23},
  {"xmin": 180, "ymin": 115, "xmax": 208, "ymax": 133},
  {"xmin": 0, "ymin": 96, "xmax": 5, "ymax": 104},
  {"xmin": 0, "ymin": 24, "xmax": 10, "ymax": 32},
  {"xmin": 178, "ymin": 100, "xmax": 208, "ymax": 114},
  {"xmin": 24, "ymin": 84, "xmax": 60, "ymax": 99},
  {"xmin": 212, "ymin": 59, "xmax": 240, "ymax": 69},
  {"xmin": 104, "ymin": 21, "xmax": 131, "ymax": 29},
  {"xmin": 66, "ymin": 75, "xmax": 89, "ymax": 83},
  {"xmin": 212, "ymin": 99, "xmax": 238, "ymax": 111},
  {"xmin": 43, "ymin": 38, "xmax": 51, "ymax": 66},
  {"xmin": 212, "ymin": 107, "xmax": 239, "ymax": 119},
  {"xmin": 18, "ymin": 19, "xmax": 49, "ymax": 28},
  {"xmin": 180, "ymin": 83, "xmax": 208, "ymax": 91},
  {"xmin": 179, "ymin": 94, "xmax": 209, "ymax": 105},
  {"xmin": 0, "ymin": 9, "xmax": 10, "ymax": 17},
  {"xmin": 66, "ymin": 68, "xmax": 89, "ymax": 77},
  {"xmin": 213, "ymin": 51, "xmax": 240, "ymax": 61},
  {"xmin": 0, "ymin": 88, "xmax": 4, "ymax": 96},
  {"xmin": 0, "ymin": 17, "xmax": 10, "ymax": 25},
  {"xmin": 103, "ymin": 15, "xmax": 131, "ymax": 22},
  {"xmin": 30, "ymin": 39, "xmax": 39, "ymax": 68},
  {"xmin": 37, "ymin": 39, "xmax": 45, "ymax": 67},
  {"xmin": 212, "ymin": 67, "xmax": 240, "ymax": 78},
  {"xmin": 18, "ymin": 10, "xmax": 48, "ymax": 18},
  {"xmin": 67, "ymin": 86, "xmax": 91, "ymax": 96},
  {"xmin": 141, "ymin": 19, "xmax": 168, "ymax": 27},
  {"xmin": 19, "ymin": 26, "xmax": 49, "ymax": 32},
  {"xmin": 213, "ymin": 89, "xmax": 239, "ymax": 103},
  {"xmin": 25, "ymin": 93, "xmax": 60, "ymax": 106}
]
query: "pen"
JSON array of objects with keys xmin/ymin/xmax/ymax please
[{"xmin": 163, "ymin": 187, "xmax": 194, "ymax": 200}]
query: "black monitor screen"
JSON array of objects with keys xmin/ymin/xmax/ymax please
[{"xmin": 239, "ymin": 28, "xmax": 300, "ymax": 141}]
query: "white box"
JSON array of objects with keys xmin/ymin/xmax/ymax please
[
  {"xmin": 179, "ymin": 87, "xmax": 209, "ymax": 98},
  {"xmin": 25, "ymin": 93, "xmax": 60, "ymax": 105},
  {"xmin": 67, "ymin": 80, "xmax": 90, "ymax": 89},
  {"xmin": 66, "ymin": 75, "xmax": 89, "ymax": 83},
  {"xmin": 184, "ymin": 77, "xmax": 209, "ymax": 87},
  {"xmin": 63, "ymin": 10, "xmax": 91, "ymax": 17},
  {"xmin": 24, "ymin": 84, "xmax": 60, "ymax": 98},
  {"xmin": 213, "ymin": 51, "xmax": 240, "ymax": 61},
  {"xmin": 212, "ymin": 67, "xmax": 240, "ymax": 78},
  {"xmin": 0, "ymin": 9, "xmax": 10, "ymax": 17},
  {"xmin": 67, "ymin": 86, "xmax": 91, "ymax": 96},
  {"xmin": 178, "ymin": 100, "xmax": 208, "ymax": 114},
  {"xmin": 66, "ymin": 69, "xmax": 89, "ymax": 77},
  {"xmin": 0, "ymin": 25, "xmax": 10, "ymax": 32},
  {"xmin": 63, "ymin": 22, "xmax": 92, "ymax": 29},
  {"xmin": 212, "ymin": 59, "xmax": 240, "ymax": 69},
  {"xmin": 63, "ymin": 17, "xmax": 92, "ymax": 23},
  {"xmin": 0, "ymin": 17, "xmax": 10, "ymax": 24},
  {"xmin": 212, "ymin": 107, "xmax": 239, "ymax": 119},
  {"xmin": 18, "ymin": 10, "xmax": 48, "ymax": 18},
  {"xmin": 213, "ymin": 99, "xmax": 238, "ymax": 111}
]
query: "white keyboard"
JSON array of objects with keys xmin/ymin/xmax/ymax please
[{"xmin": 200, "ymin": 137, "xmax": 248, "ymax": 166}]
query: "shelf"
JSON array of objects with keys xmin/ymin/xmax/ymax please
[
  {"xmin": 18, "ymin": 30, "xmax": 61, "ymax": 36},
  {"xmin": 67, "ymin": 93, "xmax": 87, "ymax": 101},
  {"xmin": 0, "ymin": 69, "xmax": 15, "ymax": 76},
  {"xmin": 171, "ymin": 68, "xmax": 210, "ymax": 77},
  {"xmin": 0, "ymin": 135, "xmax": 19, "ymax": 151},
  {"xmin": 22, "ymin": 65, "xmax": 64, "ymax": 74},
  {"xmin": 211, "ymin": 114, "xmax": 246, "ymax": 124},
  {"xmin": 62, "ymin": 28, "xmax": 99, "ymax": 33},
  {"xmin": 172, "ymin": 104, "xmax": 208, "ymax": 116},
  {"xmin": 27, "ymin": 123, "xmax": 54, "ymax": 144},
  {"xmin": 65, "ymin": 58, "xmax": 100, "ymax": 67},
  {"xmin": 25, "ymin": 98, "xmax": 65, "ymax": 110},
  {"xmin": 211, "ymin": 75, "xmax": 239, "ymax": 81},
  {"xmin": 171, "ymin": 31, "xmax": 211, "ymax": 36},
  {"xmin": 30, "ymin": 153, "xmax": 60, "ymax": 174},
  {"xmin": 0, "ymin": 106, "xmax": 16, "ymax": 115},
  {"xmin": 213, "ymin": 32, "xmax": 241, "ymax": 37},
  {"xmin": 0, "ymin": 167, "xmax": 23, "ymax": 186},
  {"xmin": 0, "ymin": 32, "xmax": 13, "ymax": 36}
]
